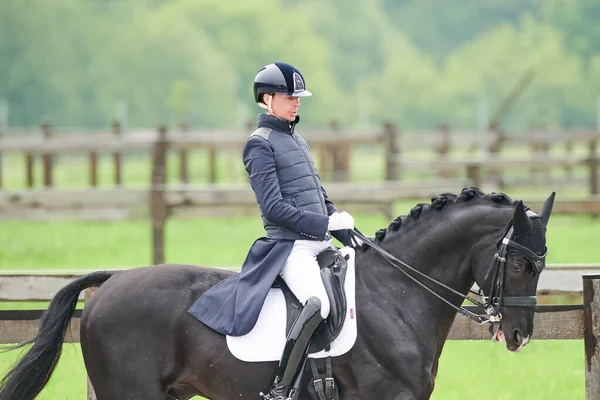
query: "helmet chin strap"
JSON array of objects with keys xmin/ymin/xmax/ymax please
[{"xmin": 260, "ymin": 94, "xmax": 286, "ymax": 121}]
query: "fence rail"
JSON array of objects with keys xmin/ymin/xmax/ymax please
[{"xmin": 1, "ymin": 122, "xmax": 598, "ymax": 190}]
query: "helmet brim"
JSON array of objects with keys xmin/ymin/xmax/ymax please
[
  {"xmin": 292, "ymin": 90, "xmax": 312, "ymax": 97},
  {"xmin": 270, "ymin": 89, "xmax": 312, "ymax": 98}
]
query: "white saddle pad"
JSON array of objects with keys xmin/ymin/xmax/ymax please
[{"xmin": 226, "ymin": 247, "xmax": 358, "ymax": 362}]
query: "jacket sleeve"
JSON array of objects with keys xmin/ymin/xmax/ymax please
[
  {"xmin": 320, "ymin": 185, "xmax": 338, "ymax": 216},
  {"xmin": 243, "ymin": 137, "xmax": 329, "ymax": 240}
]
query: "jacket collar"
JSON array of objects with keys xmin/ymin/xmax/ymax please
[{"xmin": 257, "ymin": 113, "xmax": 300, "ymax": 135}]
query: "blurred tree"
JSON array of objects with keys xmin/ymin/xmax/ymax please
[
  {"xmin": 165, "ymin": 0, "xmax": 350, "ymax": 126},
  {"xmin": 352, "ymin": 30, "xmax": 443, "ymax": 128},
  {"xmin": 542, "ymin": 0, "xmax": 600, "ymax": 64},
  {"xmin": 0, "ymin": 1, "xmax": 94, "ymax": 126},
  {"xmin": 303, "ymin": 0, "xmax": 387, "ymax": 91},
  {"xmin": 439, "ymin": 15, "xmax": 587, "ymax": 129},
  {"xmin": 379, "ymin": 0, "xmax": 542, "ymax": 62},
  {"xmin": 166, "ymin": 80, "xmax": 192, "ymax": 124},
  {"xmin": 1, "ymin": 0, "xmax": 599, "ymax": 130}
]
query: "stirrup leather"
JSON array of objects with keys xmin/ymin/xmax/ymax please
[{"xmin": 307, "ymin": 355, "xmax": 340, "ymax": 400}]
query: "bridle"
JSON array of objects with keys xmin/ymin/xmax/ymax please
[{"xmin": 349, "ymin": 223, "xmax": 547, "ymax": 325}]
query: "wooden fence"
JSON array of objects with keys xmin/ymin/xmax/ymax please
[
  {"xmin": 1, "ymin": 266, "xmax": 600, "ymax": 399},
  {"xmin": 2, "ymin": 122, "xmax": 600, "ymax": 265},
  {"xmin": 1, "ymin": 122, "xmax": 598, "ymax": 192}
]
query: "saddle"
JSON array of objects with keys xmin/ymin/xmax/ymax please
[
  {"xmin": 272, "ymin": 246, "xmax": 349, "ymax": 400},
  {"xmin": 273, "ymin": 246, "xmax": 349, "ymax": 353}
]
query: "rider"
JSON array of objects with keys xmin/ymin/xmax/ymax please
[
  {"xmin": 187, "ymin": 61, "xmax": 356, "ymax": 400},
  {"xmin": 250, "ymin": 62, "xmax": 356, "ymax": 399}
]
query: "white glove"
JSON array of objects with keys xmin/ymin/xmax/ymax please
[{"xmin": 328, "ymin": 211, "xmax": 355, "ymax": 231}]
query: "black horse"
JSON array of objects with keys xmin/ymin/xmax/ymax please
[{"xmin": 0, "ymin": 187, "xmax": 554, "ymax": 400}]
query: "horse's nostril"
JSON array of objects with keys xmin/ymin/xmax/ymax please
[{"xmin": 513, "ymin": 329, "xmax": 523, "ymax": 343}]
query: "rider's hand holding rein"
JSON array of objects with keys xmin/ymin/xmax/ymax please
[{"xmin": 328, "ymin": 211, "xmax": 355, "ymax": 231}]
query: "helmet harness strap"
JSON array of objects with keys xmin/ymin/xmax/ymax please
[{"xmin": 261, "ymin": 93, "xmax": 287, "ymax": 122}]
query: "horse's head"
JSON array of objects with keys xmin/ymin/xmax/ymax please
[{"xmin": 474, "ymin": 192, "xmax": 555, "ymax": 352}]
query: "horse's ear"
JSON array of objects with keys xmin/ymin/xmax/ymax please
[
  {"xmin": 512, "ymin": 200, "xmax": 531, "ymax": 235},
  {"xmin": 539, "ymin": 192, "xmax": 556, "ymax": 227}
]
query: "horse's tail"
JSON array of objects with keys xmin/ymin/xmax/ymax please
[{"xmin": 0, "ymin": 270, "xmax": 115, "ymax": 400}]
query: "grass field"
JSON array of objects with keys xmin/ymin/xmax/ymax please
[
  {"xmin": 0, "ymin": 341, "xmax": 584, "ymax": 400},
  {"xmin": 1, "ymin": 209, "xmax": 598, "ymax": 399}
]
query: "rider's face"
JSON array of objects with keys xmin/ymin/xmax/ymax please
[{"xmin": 265, "ymin": 94, "xmax": 300, "ymax": 122}]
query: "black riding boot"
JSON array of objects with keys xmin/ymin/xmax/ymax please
[{"xmin": 260, "ymin": 296, "xmax": 325, "ymax": 400}]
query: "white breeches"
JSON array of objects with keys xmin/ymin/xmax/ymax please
[{"xmin": 279, "ymin": 238, "xmax": 332, "ymax": 319}]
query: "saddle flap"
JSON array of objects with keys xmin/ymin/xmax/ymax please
[{"xmin": 309, "ymin": 266, "xmax": 347, "ymax": 353}]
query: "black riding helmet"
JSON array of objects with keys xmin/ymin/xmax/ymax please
[{"xmin": 253, "ymin": 62, "xmax": 312, "ymax": 104}]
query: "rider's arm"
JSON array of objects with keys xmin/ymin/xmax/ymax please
[
  {"xmin": 243, "ymin": 137, "xmax": 329, "ymax": 240},
  {"xmin": 318, "ymin": 183, "xmax": 352, "ymax": 246}
]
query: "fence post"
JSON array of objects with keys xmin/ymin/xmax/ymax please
[
  {"xmin": 583, "ymin": 274, "xmax": 600, "ymax": 399},
  {"xmin": 383, "ymin": 122, "xmax": 400, "ymax": 181},
  {"xmin": 41, "ymin": 121, "xmax": 53, "ymax": 188},
  {"xmin": 0, "ymin": 111, "xmax": 3, "ymax": 190},
  {"xmin": 84, "ymin": 287, "xmax": 98, "ymax": 400},
  {"xmin": 318, "ymin": 141, "xmax": 330, "ymax": 182},
  {"xmin": 466, "ymin": 164, "xmax": 482, "ymax": 188},
  {"xmin": 437, "ymin": 124, "xmax": 451, "ymax": 179},
  {"xmin": 589, "ymin": 138, "xmax": 599, "ymax": 197},
  {"xmin": 112, "ymin": 120, "xmax": 122, "ymax": 186},
  {"xmin": 488, "ymin": 123, "xmax": 504, "ymax": 189},
  {"xmin": 208, "ymin": 143, "xmax": 217, "ymax": 184},
  {"xmin": 89, "ymin": 148, "xmax": 98, "ymax": 188},
  {"xmin": 330, "ymin": 121, "xmax": 349, "ymax": 182},
  {"xmin": 179, "ymin": 122, "xmax": 189, "ymax": 184},
  {"xmin": 565, "ymin": 138, "xmax": 573, "ymax": 180},
  {"xmin": 150, "ymin": 125, "xmax": 168, "ymax": 265},
  {"xmin": 25, "ymin": 151, "xmax": 34, "ymax": 188}
]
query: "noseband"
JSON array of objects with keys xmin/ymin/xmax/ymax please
[{"xmin": 349, "ymin": 224, "xmax": 547, "ymax": 325}]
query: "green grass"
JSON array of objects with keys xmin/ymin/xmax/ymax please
[
  {"xmin": 432, "ymin": 340, "xmax": 583, "ymax": 400},
  {"xmin": 1, "ymin": 212, "xmax": 598, "ymax": 272},
  {"xmin": 0, "ymin": 340, "xmax": 583, "ymax": 400}
]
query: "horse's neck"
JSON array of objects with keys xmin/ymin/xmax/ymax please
[{"xmin": 354, "ymin": 206, "xmax": 509, "ymax": 357}]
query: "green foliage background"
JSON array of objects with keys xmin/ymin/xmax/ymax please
[{"xmin": 2, "ymin": 0, "xmax": 600, "ymax": 130}]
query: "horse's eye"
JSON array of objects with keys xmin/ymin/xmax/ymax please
[{"xmin": 512, "ymin": 256, "xmax": 525, "ymax": 271}]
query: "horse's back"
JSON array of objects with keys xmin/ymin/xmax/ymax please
[
  {"xmin": 82, "ymin": 263, "xmax": 234, "ymax": 328},
  {"xmin": 86, "ymin": 263, "xmax": 230, "ymax": 303}
]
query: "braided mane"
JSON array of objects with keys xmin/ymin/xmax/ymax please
[{"xmin": 365, "ymin": 186, "xmax": 519, "ymax": 250}]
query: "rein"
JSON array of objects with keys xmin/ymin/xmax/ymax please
[{"xmin": 349, "ymin": 226, "xmax": 546, "ymax": 325}]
